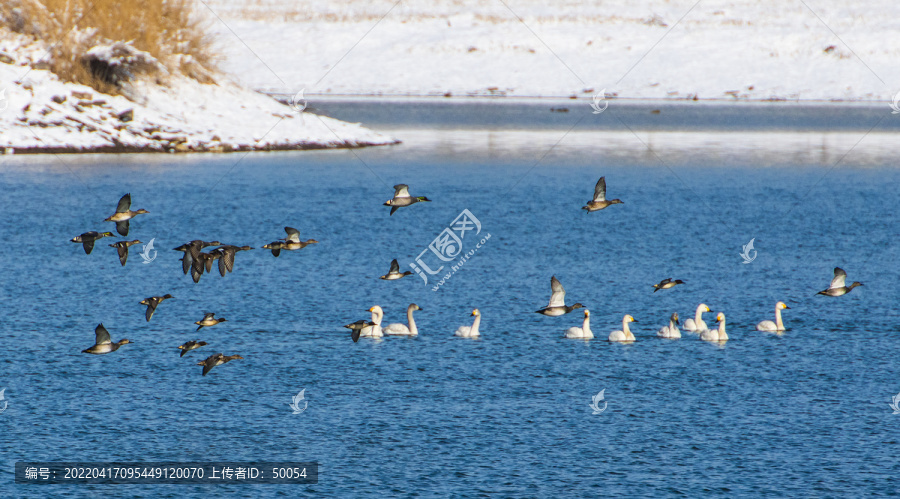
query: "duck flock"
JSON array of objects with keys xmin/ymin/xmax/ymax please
[{"xmin": 69, "ymin": 180, "xmax": 864, "ymax": 375}]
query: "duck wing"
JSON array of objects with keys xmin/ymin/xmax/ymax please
[
  {"xmin": 188, "ymin": 242, "xmax": 204, "ymax": 260},
  {"xmin": 217, "ymin": 254, "xmax": 228, "ymax": 276},
  {"xmin": 389, "ymin": 259, "xmax": 400, "ymax": 274},
  {"xmin": 389, "ymin": 205, "xmax": 400, "ymax": 216},
  {"xmin": 548, "ymin": 275, "xmax": 566, "ymax": 308},
  {"xmin": 203, "ymin": 254, "xmax": 214, "ymax": 273},
  {"xmin": 95, "ymin": 323, "xmax": 112, "ymax": 345},
  {"xmin": 115, "ymin": 220, "xmax": 129, "ymax": 237},
  {"xmin": 145, "ymin": 301, "xmax": 157, "ymax": 322},
  {"xmin": 393, "ymin": 184, "xmax": 411, "ymax": 198},
  {"xmin": 592, "ymin": 177, "xmax": 607, "ymax": 202},
  {"xmin": 284, "ymin": 227, "xmax": 301, "ymax": 243},
  {"xmin": 115, "ymin": 193, "xmax": 131, "ymax": 213},
  {"xmin": 830, "ymin": 267, "xmax": 847, "ymax": 289},
  {"xmin": 222, "ymin": 249, "xmax": 236, "ymax": 273},
  {"xmin": 116, "ymin": 244, "xmax": 128, "ymax": 266},
  {"xmin": 181, "ymin": 254, "xmax": 192, "ymax": 274},
  {"xmin": 83, "ymin": 239, "xmax": 95, "ymax": 255},
  {"xmin": 190, "ymin": 260, "xmax": 203, "ymax": 283}
]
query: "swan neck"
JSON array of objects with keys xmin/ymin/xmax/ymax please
[
  {"xmin": 407, "ymin": 308, "xmax": 417, "ymax": 335},
  {"xmin": 471, "ymin": 314, "xmax": 481, "ymax": 335},
  {"xmin": 371, "ymin": 309, "xmax": 382, "ymax": 325},
  {"xmin": 695, "ymin": 306, "xmax": 704, "ymax": 323},
  {"xmin": 775, "ymin": 307, "xmax": 783, "ymax": 329},
  {"xmin": 623, "ymin": 318, "xmax": 631, "ymax": 335},
  {"xmin": 583, "ymin": 314, "xmax": 591, "ymax": 334}
]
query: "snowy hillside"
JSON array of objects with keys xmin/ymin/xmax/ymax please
[{"xmin": 0, "ymin": 27, "xmax": 397, "ymax": 153}]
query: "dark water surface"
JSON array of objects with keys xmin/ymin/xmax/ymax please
[{"xmin": 1, "ymin": 103, "xmax": 899, "ymax": 497}]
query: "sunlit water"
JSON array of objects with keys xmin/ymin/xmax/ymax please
[{"xmin": 2, "ymin": 101, "xmax": 899, "ymax": 497}]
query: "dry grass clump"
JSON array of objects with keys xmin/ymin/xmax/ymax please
[{"xmin": 0, "ymin": 0, "xmax": 217, "ymax": 94}]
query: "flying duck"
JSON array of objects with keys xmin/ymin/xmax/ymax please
[
  {"xmin": 652, "ymin": 278, "xmax": 685, "ymax": 292},
  {"xmin": 380, "ymin": 259, "xmax": 413, "ymax": 280},
  {"xmin": 109, "ymin": 239, "xmax": 142, "ymax": 266},
  {"xmin": 210, "ymin": 245, "xmax": 253, "ymax": 276},
  {"xmin": 139, "ymin": 294, "xmax": 173, "ymax": 322},
  {"xmin": 344, "ymin": 319, "xmax": 376, "ymax": 342},
  {"xmin": 197, "ymin": 353, "xmax": 243, "ymax": 376},
  {"xmin": 82, "ymin": 323, "xmax": 131, "ymax": 354},
  {"xmin": 174, "ymin": 240, "xmax": 221, "ymax": 275},
  {"xmin": 817, "ymin": 267, "xmax": 863, "ymax": 297},
  {"xmin": 178, "ymin": 340, "xmax": 208, "ymax": 357},
  {"xmin": 70, "ymin": 231, "xmax": 115, "ymax": 254},
  {"xmin": 195, "ymin": 313, "xmax": 227, "ymax": 331},
  {"xmin": 582, "ymin": 177, "xmax": 623, "ymax": 212},
  {"xmin": 384, "ymin": 184, "xmax": 431, "ymax": 215},
  {"xmin": 535, "ymin": 276, "xmax": 584, "ymax": 316},
  {"xmin": 104, "ymin": 193, "xmax": 149, "ymax": 236}
]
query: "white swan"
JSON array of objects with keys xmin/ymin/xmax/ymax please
[
  {"xmin": 565, "ymin": 309, "xmax": 593, "ymax": 339},
  {"xmin": 682, "ymin": 303, "xmax": 711, "ymax": 333},
  {"xmin": 756, "ymin": 301, "xmax": 790, "ymax": 332},
  {"xmin": 657, "ymin": 312, "xmax": 681, "ymax": 339},
  {"xmin": 700, "ymin": 312, "xmax": 728, "ymax": 341},
  {"xmin": 608, "ymin": 314, "xmax": 637, "ymax": 342},
  {"xmin": 383, "ymin": 303, "xmax": 422, "ymax": 336},
  {"xmin": 454, "ymin": 309, "xmax": 481, "ymax": 338},
  {"xmin": 359, "ymin": 305, "xmax": 383, "ymax": 338}
]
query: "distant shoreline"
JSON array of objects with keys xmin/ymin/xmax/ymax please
[{"xmin": 1, "ymin": 139, "xmax": 400, "ymax": 156}]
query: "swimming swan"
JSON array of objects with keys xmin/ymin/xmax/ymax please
[
  {"xmin": 384, "ymin": 303, "xmax": 422, "ymax": 336},
  {"xmin": 700, "ymin": 312, "xmax": 728, "ymax": 341},
  {"xmin": 682, "ymin": 303, "xmax": 711, "ymax": 333},
  {"xmin": 359, "ymin": 306, "xmax": 384, "ymax": 338},
  {"xmin": 756, "ymin": 301, "xmax": 790, "ymax": 332},
  {"xmin": 565, "ymin": 309, "xmax": 593, "ymax": 339},
  {"xmin": 657, "ymin": 312, "xmax": 681, "ymax": 339},
  {"xmin": 455, "ymin": 309, "xmax": 481, "ymax": 337},
  {"xmin": 608, "ymin": 314, "xmax": 637, "ymax": 342}
]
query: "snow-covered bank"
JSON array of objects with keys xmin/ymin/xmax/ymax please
[
  {"xmin": 0, "ymin": 28, "xmax": 397, "ymax": 154},
  {"xmin": 205, "ymin": 0, "xmax": 900, "ymax": 102}
]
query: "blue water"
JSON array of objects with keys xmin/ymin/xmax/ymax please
[{"xmin": 2, "ymin": 107, "xmax": 899, "ymax": 497}]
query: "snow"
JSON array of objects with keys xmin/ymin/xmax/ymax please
[
  {"xmin": 0, "ymin": 28, "xmax": 397, "ymax": 153},
  {"xmin": 202, "ymin": 0, "xmax": 900, "ymax": 102}
]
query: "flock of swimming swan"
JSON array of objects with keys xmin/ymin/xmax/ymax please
[{"xmin": 346, "ymin": 266, "xmax": 861, "ymax": 343}]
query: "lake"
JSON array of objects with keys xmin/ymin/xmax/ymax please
[{"xmin": 1, "ymin": 100, "xmax": 899, "ymax": 497}]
